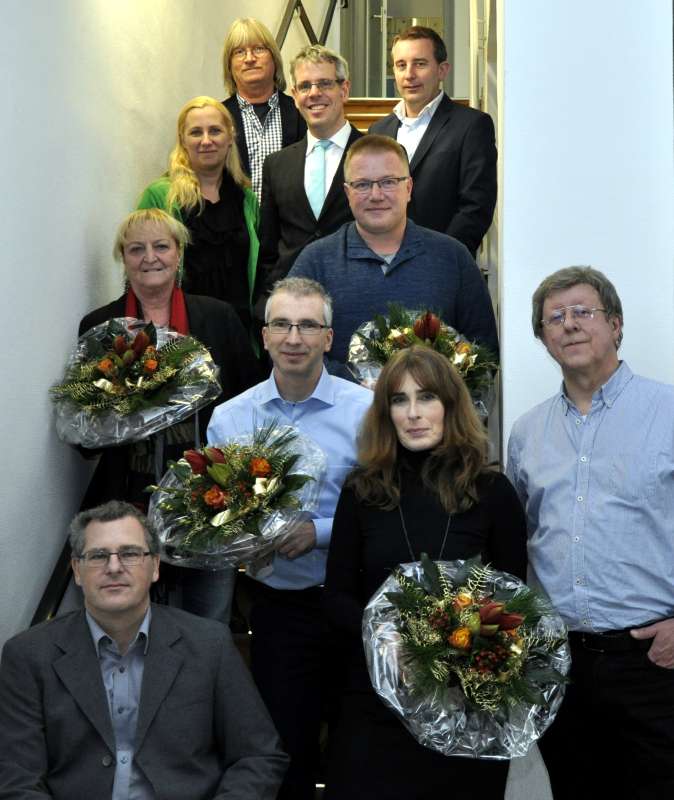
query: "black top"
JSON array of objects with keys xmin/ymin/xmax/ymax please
[
  {"xmin": 324, "ymin": 449, "xmax": 528, "ymax": 641},
  {"xmin": 181, "ymin": 172, "xmax": 251, "ymax": 329}
]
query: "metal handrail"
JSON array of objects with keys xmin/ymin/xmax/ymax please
[{"xmin": 276, "ymin": 0, "xmax": 339, "ymax": 48}]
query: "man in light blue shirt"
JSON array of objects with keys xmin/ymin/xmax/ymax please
[
  {"xmin": 0, "ymin": 501, "xmax": 286, "ymax": 799},
  {"xmin": 207, "ymin": 276, "xmax": 372, "ymax": 800},
  {"xmin": 507, "ymin": 266, "xmax": 674, "ymax": 800}
]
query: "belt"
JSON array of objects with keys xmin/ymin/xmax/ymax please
[{"xmin": 568, "ymin": 628, "xmax": 652, "ymax": 654}]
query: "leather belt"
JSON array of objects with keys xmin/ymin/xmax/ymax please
[{"xmin": 568, "ymin": 628, "xmax": 652, "ymax": 654}]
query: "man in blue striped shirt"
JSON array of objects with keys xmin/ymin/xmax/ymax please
[{"xmin": 507, "ymin": 266, "xmax": 674, "ymax": 800}]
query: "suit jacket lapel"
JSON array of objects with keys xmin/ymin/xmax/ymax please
[
  {"xmin": 134, "ymin": 606, "xmax": 184, "ymax": 753},
  {"xmin": 409, "ymin": 94, "xmax": 453, "ymax": 173},
  {"xmin": 52, "ymin": 611, "xmax": 116, "ymax": 753},
  {"xmin": 285, "ymin": 137, "xmax": 316, "ymax": 221}
]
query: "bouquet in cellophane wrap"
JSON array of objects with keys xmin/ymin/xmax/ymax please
[
  {"xmin": 51, "ymin": 318, "xmax": 221, "ymax": 448},
  {"xmin": 147, "ymin": 422, "xmax": 326, "ymax": 569},
  {"xmin": 363, "ymin": 555, "xmax": 570, "ymax": 759},
  {"xmin": 347, "ymin": 304, "xmax": 497, "ymax": 417}
]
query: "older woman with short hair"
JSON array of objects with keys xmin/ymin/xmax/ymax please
[
  {"xmin": 324, "ymin": 346, "xmax": 527, "ymax": 799},
  {"xmin": 138, "ymin": 96, "xmax": 259, "ymax": 338}
]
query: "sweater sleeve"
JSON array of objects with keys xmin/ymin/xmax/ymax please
[{"xmin": 324, "ymin": 484, "xmax": 366, "ymax": 639}]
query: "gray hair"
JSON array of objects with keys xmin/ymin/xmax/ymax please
[
  {"xmin": 532, "ymin": 265, "xmax": 624, "ymax": 347},
  {"xmin": 290, "ymin": 44, "xmax": 349, "ymax": 84},
  {"xmin": 69, "ymin": 500, "xmax": 159, "ymax": 557},
  {"xmin": 264, "ymin": 277, "xmax": 333, "ymax": 326}
]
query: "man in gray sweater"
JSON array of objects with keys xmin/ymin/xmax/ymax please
[{"xmin": 289, "ymin": 134, "xmax": 498, "ymax": 369}]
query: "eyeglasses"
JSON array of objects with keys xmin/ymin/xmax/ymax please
[
  {"xmin": 232, "ymin": 45, "xmax": 268, "ymax": 61},
  {"xmin": 78, "ymin": 547, "xmax": 153, "ymax": 569},
  {"xmin": 266, "ymin": 320, "xmax": 329, "ymax": 336},
  {"xmin": 345, "ymin": 176, "xmax": 409, "ymax": 195},
  {"xmin": 294, "ymin": 78, "xmax": 344, "ymax": 94},
  {"xmin": 541, "ymin": 305, "xmax": 607, "ymax": 327}
]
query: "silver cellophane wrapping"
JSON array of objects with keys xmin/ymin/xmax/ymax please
[
  {"xmin": 149, "ymin": 427, "xmax": 327, "ymax": 570},
  {"xmin": 53, "ymin": 318, "xmax": 221, "ymax": 448},
  {"xmin": 362, "ymin": 560, "xmax": 571, "ymax": 759}
]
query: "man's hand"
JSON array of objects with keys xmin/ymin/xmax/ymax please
[
  {"xmin": 275, "ymin": 522, "xmax": 316, "ymax": 560},
  {"xmin": 631, "ymin": 618, "xmax": 674, "ymax": 668}
]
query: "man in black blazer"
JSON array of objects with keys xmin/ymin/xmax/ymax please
[
  {"xmin": 222, "ymin": 18, "xmax": 306, "ymax": 201},
  {"xmin": 370, "ymin": 26, "xmax": 496, "ymax": 257},
  {"xmin": 0, "ymin": 501, "xmax": 287, "ymax": 799},
  {"xmin": 257, "ymin": 45, "xmax": 362, "ymax": 293}
]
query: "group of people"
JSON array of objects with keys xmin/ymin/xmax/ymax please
[{"xmin": 0, "ymin": 15, "xmax": 672, "ymax": 800}]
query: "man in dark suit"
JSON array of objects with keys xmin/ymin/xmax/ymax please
[
  {"xmin": 257, "ymin": 45, "xmax": 362, "ymax": 292},
  {"xmin": 221, "ymin": 17, "xmax": 306, "ymax": 201},
  {"xmin": 370, "ymin": 26, "xmax": 496, "ymax": 257},
  {"xmin": 0, "ymin": 501, "xmax": 287, "ymax": 799}
]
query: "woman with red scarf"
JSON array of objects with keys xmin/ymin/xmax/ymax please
[{"xmin": 77, "ymin": 209, "xmax": 260, "ymax": 618}]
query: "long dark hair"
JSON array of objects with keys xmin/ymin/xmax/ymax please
[{"xmin": 348, "ymin": 347, "xmax": 488, "ymax": 513}]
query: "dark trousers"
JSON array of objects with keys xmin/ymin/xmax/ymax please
[
  {"xmin": 243, "ymin": 577, "xmax": 331, "ymax": 800},
  {"xmin": 539, "ymin": 633, "xmax": 674, "ymax": 800}
]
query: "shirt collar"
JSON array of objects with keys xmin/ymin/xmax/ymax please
[
  {"xmin": 305, "ymin": 120, "xmax": 351, "ymax": 155},
  {"xmin": 559, "ymin": 360, "xmax": 633, "ymax": 413},
  {"xmin": 86, "ymin": 606, "xmax": 151, "ymax": 657},
  {"xmin": 258, "ymin": 366, "xmax": 336, "ymax": 407},
  {"xmin": 393, "ymin": 90, "xmax": 444, "ymax": 124},
  {"xmin": 236, "ymin": 90, "xmax": 279, "ymax": 110}
]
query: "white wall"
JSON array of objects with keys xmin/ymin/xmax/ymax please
[
  {"xmin": 499, "ymin": 0, "xmax": 674, "ymax": 448},
  {"xmin": 0, "ymin": 0, "xmax": 338, "ymax": 646}
]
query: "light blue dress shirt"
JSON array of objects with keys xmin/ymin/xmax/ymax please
[
  {"xmin": 507, "ymin": 362, "xmax": 674, "ymax": 632},
  {"xmin": 86, "ymin": 608, "xmax": 155, "ymax": 800},
  {"xmin": 207, "ymin": 368, "xmax": 372, "ymax": 589}
]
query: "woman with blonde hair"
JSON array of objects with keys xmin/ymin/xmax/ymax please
[
  {"xmin": 324, "ymin": 346, "xmax": 527, "ymax": 799},
  {"xmin": 138, "ymin": 96, "xmax": 259, "ymax": 339}
]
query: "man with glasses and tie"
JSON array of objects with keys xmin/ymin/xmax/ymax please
[
  {"xmin": 507, "ymin": 267, "xmax": 674, "ymax": 799},
  {"xmin": 207, "ymin": 277, "xmax": 372, "ymax": 800},
  {"xmin": 0, "ymin": 500, "xmax": 286, "ymax": 799},
  {"xmin": 257, "ymin": 45, "xmax": 362, "ymax": 295},
  {"xmin": 221, "ymin": 18, "xmax": 306, "ymax": 202},
  {"xmin": 289, "ymin": 134, "xmax": 499, "ymax": 371}
]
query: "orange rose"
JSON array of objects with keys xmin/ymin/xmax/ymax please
[
  {"xmin": 203, "ymin": 485, "xmax": 229, "ymax": 509},
  {"xmin": 455, "ymin": 341, "xmax": 472, "ymax": 356},
  {"xmin": 144, "ymin": 359, "xmax": 158, "ymax": 373},
  {"xmin": 98, "ymin": 358, "xmax": 114, "ymax": 373},
  {"xmin": 249, "ymin": 457, "xmax": 272, "ymax": 477},
  {"xmin": 448, "ymin": 627, "xmax": 472, "ymax": 650},
  {"xmin": 452, "ymin": 592, "xmax": 473, "ymax": 612}
]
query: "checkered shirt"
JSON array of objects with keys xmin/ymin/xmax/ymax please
[{"xmin": 237, "ymin": 90, "xmax": 283, "ymax": 201}]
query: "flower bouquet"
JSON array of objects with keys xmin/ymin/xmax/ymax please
[
  {"xmin": 363, "ymin": 554, "xmax": 570, "ymax": 759},
  {"xmin": 347, "ymin": 304, "xmax": 497, "ymax": 416},
  {"xmin": 147, "ymin": 422, "xmax": 326, "ymax": 569},
  {"xmin": 51, "ymin": 318, "xmax": 221, "ymax": 448}
]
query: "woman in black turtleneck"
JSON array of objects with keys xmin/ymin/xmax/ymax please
[{"xmin": 324, "ymin": 346, "xmax": 527, "ymax": 800}]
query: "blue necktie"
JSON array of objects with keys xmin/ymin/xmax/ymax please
[{"xmin": 307, "ymin": 139, "xmax": 332, "ymax": 219}]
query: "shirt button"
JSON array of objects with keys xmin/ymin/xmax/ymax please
[
  {"xmin": 575, "ymin": 577, "xmax": 582, "ymax": 584},
  {"xmin": 574, "ymin": 536, "xmax": 580, "ymax": 542},
  {"xmin": 580, "ymin": 456, "xmax": 587, "ymax": 462},
  {"xmin": 102, "ymin": 755, "xmax": 113, "ymax": 767},
  {"xmin": 118, "ymin": 707, "xmax": 125, "ymax": 714},
  {"xmin": 575, "ymin": 418, "xmax": 581, "ymax": 425},
  {"xmin": 120, "ymin": 755, "xmax": 129, "ymax": 764},
  {"xmin": 577, "ymin": 496, "xmax": 583, "ymax": 502},
  {"xmin": 119, "ymin": 667, "xmax": 125, "ymax": 673}
]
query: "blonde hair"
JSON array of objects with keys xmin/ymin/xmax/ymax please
[
  {"xmin": 166, "ymin": 96, "xmax": 250, "ymax": 213},
  {"xmin": 222, "ymin": 18, "xmax": 286, "ymax": 96},
  {"xmin": 349, "ymin": 347, "xmax": 488, "ymax": 513},
  {"xmin": 113, "ymin": 208, "xmax": 190, "ymax": 261}
]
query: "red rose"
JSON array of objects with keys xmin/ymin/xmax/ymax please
[
  {"xmin": 184, "ymin": 449, "xmax": 209, "ymax": 475},
  {"xmin": 413, "ymin": 312, "xmax": 441, "ymax": 342},
  {"xmin": 113, "ymin": 335, "xmax": 128, "ymax": 356},
  {"xmin": 132, "ymin": 330, "xmax": 151, "ymax": 356},
  {"xmin": 204, "ymin": 447, "xmax": 226, "ymax": 464}
]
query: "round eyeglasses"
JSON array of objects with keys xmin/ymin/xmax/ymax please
[{"xmin": 541, "ymin": 305, "xmax": 607, "ymax": 327}]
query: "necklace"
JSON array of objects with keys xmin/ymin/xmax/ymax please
[{"xmin": 398, "ymin": 503, "xmax": 452, "ymax": 562}]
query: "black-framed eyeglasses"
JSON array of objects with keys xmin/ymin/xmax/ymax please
[
  {"xmin": 294, "ymin": 78, "xmax": 344, "ymax": 94},
  {"xmin": 541, "ymin": 305, "xmax": 607, "ymax": 327},
  {"xmin": 78, "ymin": 548, "xmax": 153, "ymax": 569},
  {"xmin": 232, "ymin": 45, "xmax": 268, "ymax": 61},
  {"xmin": 266, "ymin": 320, "xmax": 329, "ymax": 336},
  {"xmin": 345, "ymin": 176, "xmax": 409, "ymax": 195}
]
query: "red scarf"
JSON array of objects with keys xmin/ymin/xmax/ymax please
[{"xmin": 124, "ymin": 287, "xmax": 189, "ymax": 334}]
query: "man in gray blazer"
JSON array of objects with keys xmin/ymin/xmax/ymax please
[{"xmin": 0, "ymin": 501, "xmax": 287, "ymax": 800}]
